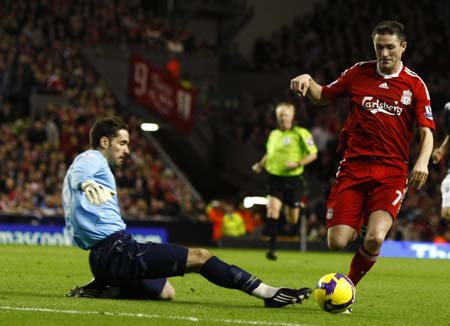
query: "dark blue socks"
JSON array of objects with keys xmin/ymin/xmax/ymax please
[{"xmin": 200, "ymin": 256, "xmax": 262, "ymax": 294}]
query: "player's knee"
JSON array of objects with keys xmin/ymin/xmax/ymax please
[
  {"xmin": 159, "ymin": 281, "xmax": 176, "ymax": 301},
  {"xmin": 185, "ymin": 248, "xmax": 214, "ymax": 273},
  {"xmin": 364, "ymin": 233, "xmax": 384, "ymax": 253},
  {"xmin": 327, "ymin": 236, "xmax": 348, "ymax": 251},
  {"xmin": 191, "ymin": 248, "xmax": 213, "ymax": 264}
]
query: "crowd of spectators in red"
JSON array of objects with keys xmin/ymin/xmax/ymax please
[
  {"xmin": 0, "ymin": 0, "xmax": 207, "ymax": 222},
  {"xmin": 1, "ymin": 0, "xmax": 450, "ymax": 243}
]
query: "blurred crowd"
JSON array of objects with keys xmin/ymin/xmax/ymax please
[
  {"xmin": 0, "ymin": 0, "xmax": 207, "ymax": 221},
  {"xmin": 0, "ymin": 0, "xmax": 213, "ymax": 54},
  {"xmin": 1, "ymin": 0, "xmax": 450, "ymax": 243},
  {"xmin": 215, "ymin": 0, "xmax": 450, "ymax": 243}
]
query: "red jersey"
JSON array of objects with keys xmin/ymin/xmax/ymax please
[{"xmin": 322, "ymin": 61, "xmax": 435, "ymax": 166}]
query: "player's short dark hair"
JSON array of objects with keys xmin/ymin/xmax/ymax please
[
  {"xmin": 372, "ymin": 21, "xmax": 406, "ymax": 43},
  {"xmin": 89, "ymin": 116, "xmax": 128, "ymax": 148}
]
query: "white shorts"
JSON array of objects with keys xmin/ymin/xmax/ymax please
[{"xmin": 441, "ymin": 174, "xmax": 450, "ymax": 208}]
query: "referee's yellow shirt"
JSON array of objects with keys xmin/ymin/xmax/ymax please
[{"xmin": 265, "ymin": 126, "xmax": 318, "ymax": 177}]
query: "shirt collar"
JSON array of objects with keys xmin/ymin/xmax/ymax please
[{"xmin": 376, "ymin": 61, "xmax": 403, "ymax": 79}]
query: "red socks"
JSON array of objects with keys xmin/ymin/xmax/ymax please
[{"xmin": 347, "ymin": 246, "xmax": 379, "ymax": 286}]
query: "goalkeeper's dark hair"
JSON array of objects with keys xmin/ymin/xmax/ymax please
[
  {"xmin": 89, "ymin": 116, "xmax": 128, "ymax": 148},
  {"xmin": 372, "ymin": 21, "xmax": 406, "ymax": 43}
]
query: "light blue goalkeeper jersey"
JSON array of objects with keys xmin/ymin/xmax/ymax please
[{"xmin": 62, "ymin": 149, "xmax": 126, "ymax": 250}]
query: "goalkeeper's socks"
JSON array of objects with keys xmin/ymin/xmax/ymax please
[
  {"xmin": 251, "ymin": 283, "xmax": 278, "ymax": 299},
  {"xmin": 347, "ymin": 246, "xmax": 379, "ymax": 286},
  {"xmin": 200, "ymin": 256, "xmax": 262, "ymax": 294}
]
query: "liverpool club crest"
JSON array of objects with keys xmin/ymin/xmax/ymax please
[{"xmin": 401, "ymin": 90, "xmax": 412, "ymax": 105}]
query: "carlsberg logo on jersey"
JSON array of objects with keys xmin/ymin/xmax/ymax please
[{"xmin": 362, "ymin": 96, "xmax": 403, "ymax": 116}]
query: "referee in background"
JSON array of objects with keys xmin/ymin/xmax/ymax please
[{"xmin": 253, "ymin": 102, "xmax": 318, "ymax": 260}]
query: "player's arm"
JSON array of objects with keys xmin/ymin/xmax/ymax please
[
  {"xmin": 298, "ymin": 152, "xmax": 318, "ymax": 167},
  {"xmin": 432, "ymin": 135, "xmax": 450, "ymax": 164},
  {"xmin": 290, "ymin": 74, "xmax": 329, "ymax": 105},
  {"xmin": 252, "ymin": 155, "xmax": 267, "ymax": 174},
  {"xmin": 410, "ymin": 127, "xmax": 434, "ymax": 190},
  {"xmin": 432, "ymin": 102, "xmax": 450, "ymax": 164},
  {"xmin": 70, "ymin": 155, "xmax": 116, "ymax": 205},
  {"xmin": 80, "ymin": 180, "xmax": 116, "ymax": 205},
  {"xmin": 286, "ymin": 152, "xmax": 318, "ymax": 170}
]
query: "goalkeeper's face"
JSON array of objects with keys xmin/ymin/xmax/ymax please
[
  {"xmin": 373, "ymin": 33, "xmax": 406, "ymax": 75},
  {"xmin": 104, "ymin": 129, "xmax": 130, "ymax": 167}
]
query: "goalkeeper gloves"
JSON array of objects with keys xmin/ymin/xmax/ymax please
[{"xmin": 81, "ymin": 180, "xmax": 116, "ymax": 206}]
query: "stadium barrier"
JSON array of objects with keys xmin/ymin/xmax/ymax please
[
  {"xmin": 220, "ymin": 236, "xmax": 450, "ymax": 259},
  {"xmin": 380, "ymin": 240, "xmax": 450, "ymax": 260},
  {"xmin": 0, "ymin": 214, "xmax": 213, "ymax": 246}
]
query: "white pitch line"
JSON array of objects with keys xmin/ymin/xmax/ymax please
[{"xmin": 0, "ymin": 306, "xmax": 310, "ymax": 326}]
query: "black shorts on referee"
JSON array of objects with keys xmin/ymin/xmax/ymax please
[{"xmin": 266, "ymin": 173, "xmax": 305, "ymax": 208}]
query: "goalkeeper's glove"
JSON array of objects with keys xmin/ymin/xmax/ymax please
[{"xmin": 81, "ymin": 180, "xmax": 116, "ymax": 206}]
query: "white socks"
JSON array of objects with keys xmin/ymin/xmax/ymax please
[{"xmin": 251, "ymin": 283, "xmax": 279, "ymax": 299}]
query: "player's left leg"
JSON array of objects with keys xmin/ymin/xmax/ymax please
[
  {"xmin": 185, "ymin": 248, "xmax": 312, "ymax": 307},
  {"xmin": 128, "ymin": 242, "xmax": 311, "ymax": 307},
  {"xmin": 347, "ymin": 210, "xmax": 393, "ymax": 286},
  {"xmin": 347, "ymin": 168, "xmax": 407, "ymax": 286},
  {"xmin": 284, "ymin": 206, "xmax": 300, "ymax": 230}
]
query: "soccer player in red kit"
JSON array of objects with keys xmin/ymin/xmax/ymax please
[{"xmin": 290, "ymin": 20, "xmax": 435, "ymax": 288}]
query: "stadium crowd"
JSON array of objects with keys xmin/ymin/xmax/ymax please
[
  {"xmin": 213, "ymin": 0, "xmax": 450, "ymax": 243},
  {"xmin": 1, "ymin": 0, "xmax": 450, "ymax": 243},
  {"xmin": 0, "ymin": 0, "xmax": 207, "ymax": 221}
]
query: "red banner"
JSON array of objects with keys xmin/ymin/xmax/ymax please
[{"xmin": 129, "ymin": 52, "xmax": 196, "ymax": 133}]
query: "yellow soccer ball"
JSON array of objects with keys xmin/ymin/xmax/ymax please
[{"xmin": 314, "ymin": 273, "xmax": 356, "ymax": 313}]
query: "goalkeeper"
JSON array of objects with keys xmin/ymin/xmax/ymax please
[{"xmin": 62, "ymin": 117, "xmax": 311, "ymax": 307}]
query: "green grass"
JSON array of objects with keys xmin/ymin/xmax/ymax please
[{"xmin": 1, "ymin": 245, "xmax": 450, "ymax": 326}]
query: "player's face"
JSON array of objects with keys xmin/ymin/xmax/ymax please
[
  {"xmin": 105, "ymin": 129, "xmax": 130, "ymax": 167},
  {"xmin": 276, "ymin": 106, "xmax": 294, "ymax": 130},
  {"xmin": 373, "ymin": 33, "xmax": 406, "ymax": 75}
]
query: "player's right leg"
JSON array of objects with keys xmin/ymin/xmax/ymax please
[
  {"xmin": 65, "ymin": 278, "xmax": 120, "ymax": 298},
  {"xmin": 325, "ymin": 175, "xmax": 365, "ymax": 251},
  {"xmin": 66, "ymin": 278, "xmax": 175, "ymax": 300},
  {"xmin": 265, "ymin": 195, "xmax": 282, "ymax": 260},
  {"xmin": 327, "ymin": 224, "xmax": 357, "ymax": 250}
]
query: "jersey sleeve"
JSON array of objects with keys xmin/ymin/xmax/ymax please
[
  {"xmin": 69, "ymin": 152, "xmax": 104, "ymax": 190},
  {"xmin": 413, "ymin": 78, "xmax": 435, "ymax": 130},
  {"xmin": 297, "ymin": 127, "xmax": 318, "ymax": 154},
  {"xmin": 321, "ymin": 62, "xmax": 360, "ymax": 101}
]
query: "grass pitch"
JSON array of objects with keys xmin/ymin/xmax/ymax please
[{"xmin": 1, "ymin": 245, "xmax": 449, "ymax": 326}]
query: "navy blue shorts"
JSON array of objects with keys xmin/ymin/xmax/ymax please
[{"xmin": 89, "ymin": 231, "xmax": 188, "ymax": 299}]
